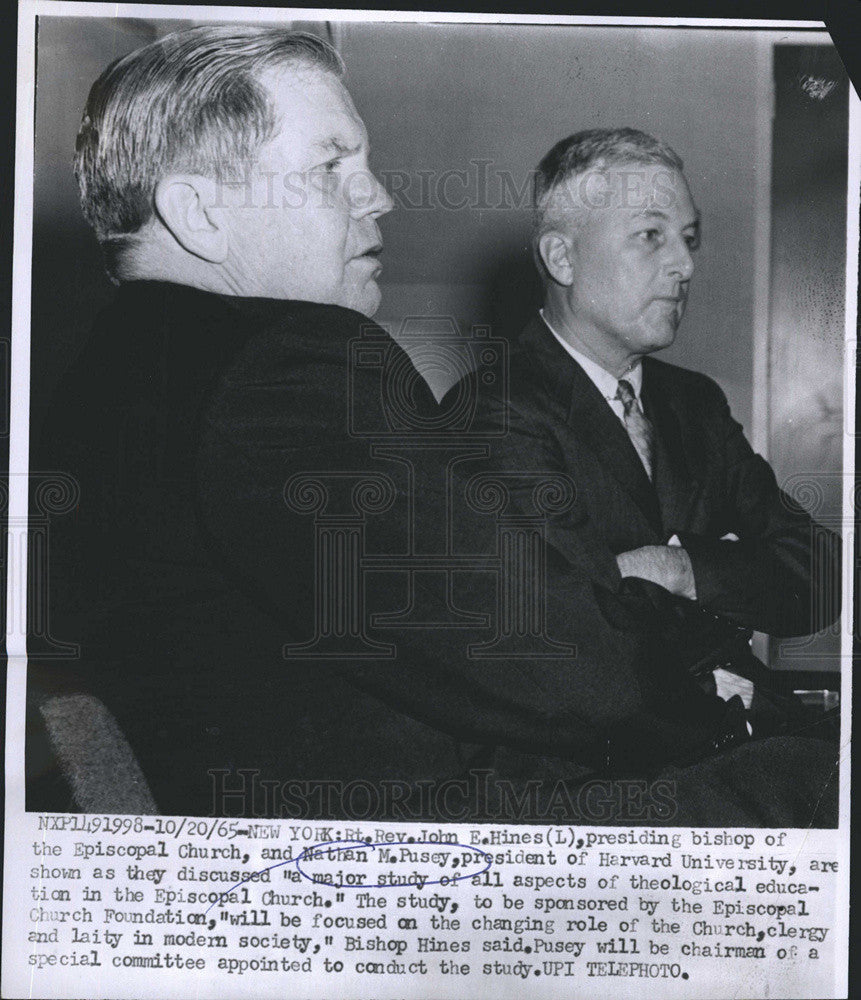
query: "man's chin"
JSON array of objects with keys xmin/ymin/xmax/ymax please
[
  {"xmin": 351, "ymin": 281, "xmax": 382, "ymax": 319},
  {"xmin": 633, "ymin": 329, "xmax": 677, "ymax": 356},
  {"xmin": 317, "ymin": 280, "xmax": 381, "ymax": 318},
  {"xmin": 637, "ymin": 303, "xmax": 684, "ymax": 352},
  {"xmin": 648, "ymin": 317, "xmax": 681, "ymax": 351}
]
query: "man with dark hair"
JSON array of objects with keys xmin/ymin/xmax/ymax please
[{"xmin": 439, "ymin": 127, "xmax": 840, "ymax": 824}]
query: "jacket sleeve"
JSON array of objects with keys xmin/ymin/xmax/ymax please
[{"xmin": 676, "ymin": 380, "xmax": 841, "ymax": 637}]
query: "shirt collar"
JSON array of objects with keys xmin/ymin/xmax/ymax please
[{"xmin": 540, "ymin": 309, "xmax": 643, "ymax": 401}]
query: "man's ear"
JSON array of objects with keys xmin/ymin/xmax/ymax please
[
  {"xmin": 153, "ymin": 174, "xmax": 229, "ymax": 263},
  {"xmin": 537, "ymin": 230, "xmax": 575, "ymax": 286}
]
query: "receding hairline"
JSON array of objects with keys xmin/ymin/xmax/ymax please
[
  {"xmin": 533, "ymin": 129, "xmax": 685, "ymax": 234},
  {"xmin": 632, "ymin": 203, "xmax": 701, "ymax": 225},
  {"xmin": 249, "ymin": 61, "xmax": 370, "ymax": 168},
  {"xmin": 256, "ymin": 60, "xmax": 365, "ymax": 130},
  {"xmin": 74, "ymin": 26, "xmax": 348, "ymax": 248},
  {"xmin": 536, "ymin": 157, "xmax": 699, "ymax": 243},
  {"xmin": 545, "ymin": 158, "xmax": 691, "ymax": 211}
]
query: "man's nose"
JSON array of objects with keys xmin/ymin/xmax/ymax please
[
  {"xmin": 666, "ymin": 235, "xmax": 694, "ymax": 282},
  {"xmin": 349, "ymin": 169, "xmax": 394, "ymax": 219}
]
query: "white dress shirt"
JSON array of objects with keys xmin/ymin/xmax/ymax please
[{"xmin": 540, "ymin": 309, "xmax": 645, "ymax": 424}]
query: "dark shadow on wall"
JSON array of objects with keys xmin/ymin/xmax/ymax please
[
  {"xmin": 481, "ymin": 248, "xmax": 543, "ymax": 346},
  {"xmin": 29, "ymin": 16, "xmax": 208, "ymax": 430}
]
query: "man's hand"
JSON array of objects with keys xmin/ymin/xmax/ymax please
[
  {"xmin": 616, "ymin": 545, "xmax": 697, "ymax": 600},
  {"xmin": 713, "ymin": 667, "xmax": 754, "ymax": 710}
]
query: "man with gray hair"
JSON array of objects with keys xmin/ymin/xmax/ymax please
[
  {"xmin": 31, "ymin": 24, "xmax": 585, "ymax": 819},
  {"xmin": 443, "ymin": 127, "xmax": 840, "ymax": 824},
  {"xmin": 74, "ymin": 25, "xmax": 389, "ymax": 310},
  {"xmin": 39, "ymin": 29, "xmax": 699, "ymax": 822},
  {"xmin": 29, "ymin": 24, "xmax": 408, "ymax": 817}
]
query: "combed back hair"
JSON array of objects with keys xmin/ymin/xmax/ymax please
[
  {"xmin": 532, "ymin": 127, "xmax": 684, "ymax": 250},
  {"xmin": 75, "ymin": 25, "xmax": 344, "ymax": 245}
]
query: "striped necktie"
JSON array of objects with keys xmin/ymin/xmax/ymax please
[{"xmin": 615, "ymin": 378, "xmax": 654, "ymax": 480}]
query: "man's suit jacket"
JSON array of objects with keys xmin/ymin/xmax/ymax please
[
  {"xmin": 437, "ymin": 315, "xmax": 841, "ymax": 770},
  {"xmin": 29, "ymin": 284, "xmax": 682, "ymax": 817},
  {"xmin": 29, "ymin": 280, "xmax": 484, "ymax": 817},
  {"xmin": 29, "ymin": 289, "xmax": 838, "ymax": 819}
]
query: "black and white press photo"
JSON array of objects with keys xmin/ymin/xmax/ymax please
[{"xmin": 2, "ymin": 4, "xmax": 856, "ymax": 1000}]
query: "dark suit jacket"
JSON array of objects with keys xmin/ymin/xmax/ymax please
[
  {"xmin": 28, "ymin": 290, "xmax": 837, "ymax": 818},
  {"xmin": 435, "ymin": 315, "xmax": 841, "ymax": 770},
  {"xmin": 29, "ymin": 280, "xmax": 482, "ymax": 817},
  {"xmin": 483, "ymin": 316, "xmax": 836, "ymax": 623},
  {"xmin": 27, "ymin": 284, "xmax": 663, "ymax": 817}
]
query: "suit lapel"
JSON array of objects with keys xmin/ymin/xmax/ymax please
[
  {"xmin": 641, "ymin": 359, "xmax": 699, "ymax": 533},
  {"xmin": 567, "ymin": 380, "xmax": 664, "ymax": 535},
  {"xmin": 522, "ymin": 318, "xmax": 664, "ymax": 537}
]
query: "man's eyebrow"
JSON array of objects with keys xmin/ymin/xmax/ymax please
[
  {"xmin": 310, "ymin": 137, "xmax": 362, "ymax": 157},
  {"xmin": 633, "ymin": 208, "xmax": 701, "ymax": 228}
]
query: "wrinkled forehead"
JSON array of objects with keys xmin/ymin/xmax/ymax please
[
  {"xmin": 258, "ymin": 64, "xmax": 368, "ymax": 160},
  {"xmin": 545, "ymin": 161, "xmax": 697, "ymax": 222}
]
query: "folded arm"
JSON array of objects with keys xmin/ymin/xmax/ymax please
[{"xmin": 676, "ymin": 383, "xmax": 840, "ymax": 637}]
